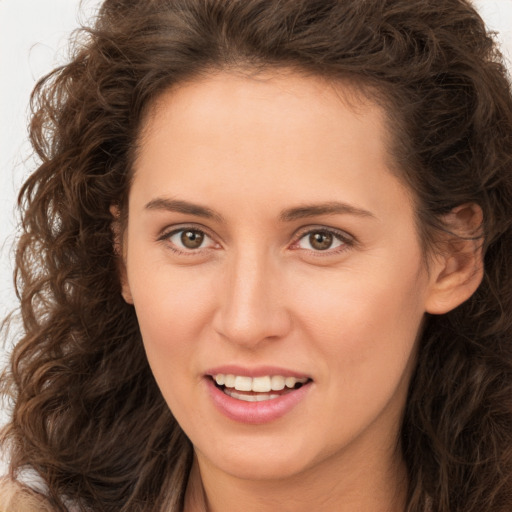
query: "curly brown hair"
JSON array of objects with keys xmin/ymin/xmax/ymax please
[{"xmin": 2, "ymin": 0, "xmax": 512, "ymax": 511}]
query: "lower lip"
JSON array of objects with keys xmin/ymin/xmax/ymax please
[{"xmin": 205, "ymin": 378, "xmax": 312, "ymax": 424}]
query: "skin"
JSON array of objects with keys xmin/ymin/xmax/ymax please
[{"xmin": 119, "ymin": 70, "xmax": 482, "ymax": 511}]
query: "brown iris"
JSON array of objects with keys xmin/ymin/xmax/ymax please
[
  {"xmin": 309, "ymin": 231, "xmax": 333, "ymax": 250},
  {"xmin": 181, "ymin": 230, "xmax": 204, "ymax": 249}
]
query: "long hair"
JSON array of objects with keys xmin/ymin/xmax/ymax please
[{"xmin": 2, "ymin": 1, "xmax": 512, "ymax": 510}]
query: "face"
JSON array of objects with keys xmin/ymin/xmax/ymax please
[{"xmin": 122, "ymin": 71, "xmax": 439, "ymax": 484}]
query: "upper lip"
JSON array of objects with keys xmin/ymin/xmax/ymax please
[{"xmin": 205, "ymin": 365, "xmax": 311, "ymax": 379}]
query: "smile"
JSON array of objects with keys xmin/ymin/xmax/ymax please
[{"xmin": 211, "ymin": 374, "xmax": 310, "ymax": 403}]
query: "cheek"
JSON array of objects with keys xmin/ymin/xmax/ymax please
[
  {"xmin": 126, "ymin": 258, "xmax": 216, "ymax": 370},
  {"xmin": 292, "ymin": 267, "xmax": 426, "ymax": 440},
  {"xmin": 127, "ymin": 269, "xmax": 218, "ymax": 419},
  {"xmin": 291, "ymin": 257, "xmax": 428, "ymax": 380}
]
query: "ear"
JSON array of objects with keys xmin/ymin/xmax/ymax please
[
  {"xmin": 110, "ymin": 205, "xmax": 134, "ymax": 305},
  {"xmin": 425, "ymin": 203, "xmax": 484, "ymax": 315}
]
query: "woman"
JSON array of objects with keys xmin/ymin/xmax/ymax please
[{"xmin": 1, "ymin": 0, "xmax": 511, "ymax": 511}]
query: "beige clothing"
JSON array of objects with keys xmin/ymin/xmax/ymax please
[{"xmin": 0, "ymin": 478, "xmax": 54, "ymax": 512}]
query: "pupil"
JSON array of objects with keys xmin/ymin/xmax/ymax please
[
  {"xmin": 181, "ymin": 230, "xmax": 204, "ymax": 249},
  {"xmin": 310, "ymin": 232, "xmax": 332, "ymax": 250}
]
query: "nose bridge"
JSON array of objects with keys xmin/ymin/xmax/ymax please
[{"xmin": 214, "ymin": 244, "xmax": 290, "ymax": 346}]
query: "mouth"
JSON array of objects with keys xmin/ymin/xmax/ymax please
[{"xmin": 209, "ymin": 374, "xmax": 312, "ymax": 402}]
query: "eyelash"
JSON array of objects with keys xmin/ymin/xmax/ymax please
[
  {"xmin": 290, "ymin": 227, "xmax": 354, "ymax": 256},
  {"xmin": 158, "ymin": 225, "xmax": 354, "ymax": 256},
  {"xmin": 158, "ymin": 226, "xmax": 218, "ymax": 256}
]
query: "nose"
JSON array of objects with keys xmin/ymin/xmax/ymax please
[{"xmin": 212, "ymin": 248, "xmax": 292, "ymax": 348}]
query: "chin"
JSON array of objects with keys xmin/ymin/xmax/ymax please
[{"xmin": 196, "ymin": 436, "xmax": 324, "ymax": 482}]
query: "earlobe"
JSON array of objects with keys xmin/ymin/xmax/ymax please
[
  {"xmin": 425, "ymin": 203, "xmax": 484, "ymax": 315},
  {"xmin": 120, "ymin": 276, "xmax": 134, "ymax": 305},
  {"xmin": 110, "ymin": 205, "xmax": 134, "ymax": 305}
]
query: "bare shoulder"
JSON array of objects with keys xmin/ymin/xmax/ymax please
[{"xmin": 0, "ymin": 477, "xmax": 54, "ymax": 512}]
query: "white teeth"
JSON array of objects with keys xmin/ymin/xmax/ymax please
[
  {"xmin": 213, "ymin": 374, "xmax": 308, "ymax": 392},
  {"xmin": 252, "ymin": 376, "xmax": 271, "ymax": 392},
  {"xmin": 224, "ymin": 374, "xmax": 236, "ymax": 388},
  {"xmin": 234, "ymin": 376, "xmax": 252, "ymax": 391},
  {"xmin": 285, "ymin": 377, "xmax": 299, "ymax": 389},
  {"xmin": 270, "ymin": 375, "xmax": 286, "ymax": 390},
  {"xmin": 224, "ymin": 388, "xmax": 281, "ymax": 402}
]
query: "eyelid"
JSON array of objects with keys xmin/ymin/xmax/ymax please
[
  {"xmin": 158, "ymin": 224, "xmax": 221, "ymax": 253},
  {"xmin": 289, "ymin": 225, "xmax": 355, "ymax": 253},
  {"xmin": 157, "ymin": 223, "xmax": 355, "ymax": 256}
]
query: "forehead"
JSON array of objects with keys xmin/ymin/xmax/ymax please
[
  {"xmin": 136, "ymin": 70, "xmax": 393, "ymax": 168},
  {"xmin": 142, "ymin": 69, "xmax": 387, "ymax": 135},
  {"xmin": 130, "ymin": 70, "xmax": 415, "ymax": 222}
]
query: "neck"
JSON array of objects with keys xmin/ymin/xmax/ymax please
[{"xmin": 184, "ymin": 443, "xmax": 408, "ymax": 512}]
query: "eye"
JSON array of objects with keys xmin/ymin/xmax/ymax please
[
  {"xmin": 293, "ymin": 228, "xmax": 351, "ymax": 253},
  {"xmin": 163, "ymin": 227, "xmax": 217, "ymax": 252}
]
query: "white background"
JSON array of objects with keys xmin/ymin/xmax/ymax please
[{"xmin": 0, "ymin": 0, "xmax": 511, "ymax": 470}]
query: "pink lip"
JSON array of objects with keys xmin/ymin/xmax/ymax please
[
  {"xmin": 205, "ymin": 365, "xmax": 310, "ymax": 379},
  {"xmin": 205, "ymin": 376, "xmax": 312, "ymax": 425}
]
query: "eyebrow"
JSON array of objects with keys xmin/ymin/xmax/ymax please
[
  {"xmin": 279, "ymin": 202, "xmax": 375, "ymax": 222},
  {"xmin": 144, "ymin": 198, "xmax": 225, "ymax": 222},
  {"xmin": 144, "ymin": 198, "xmax": 375, "ymax": 223}
]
